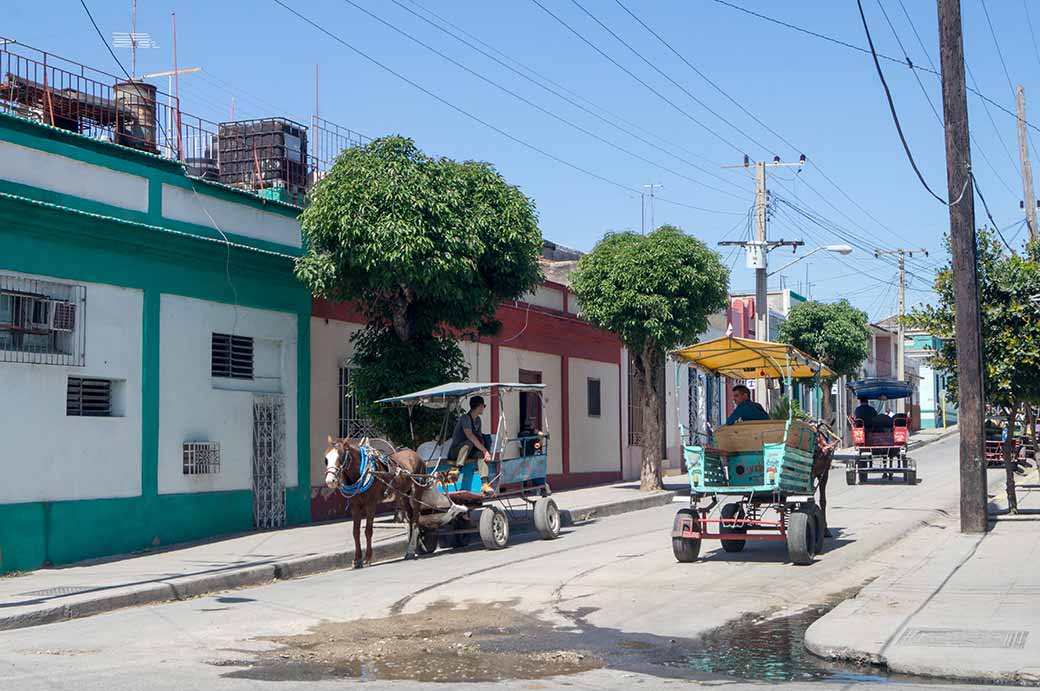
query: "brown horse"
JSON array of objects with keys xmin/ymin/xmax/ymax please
[
  {"xmin": 812, "ymin": 421, "xmax": 839, "ymax": 538},
  {"xmin": 323, "ymin": 436, "xmax": 428, "ymax": 568}
]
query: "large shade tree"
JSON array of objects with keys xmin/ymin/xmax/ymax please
[
  {"xmin": 296, "ymin": 136, "xmax": 543, "ymax": 443},
  {"xmin": 571, "ymin": 225, "xmax": 730, "ymax": 491},
  {"xmin": 777, "ymin": 299, "xmax": 870, "ymax": 422},
  {"xmin": 908, "ymin": 229, "xmax": 1040, "ymax": 512}
]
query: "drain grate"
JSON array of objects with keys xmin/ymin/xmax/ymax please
[
  {"xmin": 18, "ymin": 586, "xmax": 97, "ymax": 597},
  {"xmin": 898, "ymin": 627, "xmax": 1029, "ymax": 649}
]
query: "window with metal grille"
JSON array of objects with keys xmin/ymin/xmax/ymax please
[
  {"xmin": 183, "ymin": 442, "xmax": 221, "ymax": 475},
  {"xmin": 0, "ymin": 274, "xmax": 85, "ymax": 366},
  {"xmin": 66, "ymin": 378, "xmax": 112, "ymax": 416},
  {"xmin": 338, "ymin": 366, "xmax": 377, "ymax": 439},
  {"xmin": 211, "ymin": 333, "xmax": 254, "ymax": 379},
  {"xmin": 587, "ymin": 377, "xmax": 601, "ymax": 417}
]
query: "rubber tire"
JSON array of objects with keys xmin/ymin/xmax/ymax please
[
  {"xmin": 786, "ymin": 508, "xmax": 817, "ymax": 566},
  {"xmin": 811, "ymin": 504, "xmax": 826, "ymax": 555},
  {"xmin": 533, "ymin": 497, "xmax": 561, "ymax": 540},
  {"xmin": 672, "ymin": 508, "xmax": 701, "ymax": 563},
  {"xmin": 845, "ymin": 469, "xmax": 857, "ymax": 486},
  {"xmin": 479, "ymin": 506, "xmax": 509, "ymax": 550},
  {"xmin": 417, "ymin": 528, "xmax": 438, "ymax": 555},
  {"xmin": 858, "ymin": 470, "xmax": 869, "ymax": 484},
  {"xmin": 720, "ymin": 502, "xmax": 747, "ymax": 553},
  {"xmin": 905, "ymin": 469, "xmax": 917, "ymax": 486}
]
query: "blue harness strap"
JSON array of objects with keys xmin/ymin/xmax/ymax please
[{"xmin": 339, "ymin": 445, "xmax": 377, "ymax": 501}]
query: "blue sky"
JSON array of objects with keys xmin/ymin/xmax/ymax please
[{"xmin": 7, "ymin": 1, "xmax": 1039, "ymax": 320}]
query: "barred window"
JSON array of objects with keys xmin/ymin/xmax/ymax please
[
  {"xmin": 67, "ymin": 377, "xmax": 112, "ymax": 416},
  {"xmin": 183, "ymin": 442, "xmax": 221, "ymax": 475},
  {"xmin": 338, "ymin": 366, "xmax": 377, "ymax": 439},
  {"xmin": 211, "ymin": 333, "xmax": 254, "ymax": 379},
  {"xmin": 0, "ymin": 274, "xmax": 85, "ymax": 366}
]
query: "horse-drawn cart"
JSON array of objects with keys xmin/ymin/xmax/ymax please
[
  {"xmin": 846, "ymin": 378, "xmax": 915, "ymax": 485},
  {"xmin": 377, "ymin": 382, "xmax": 560, "ymax": 554},
  {"xmin": 670, "ymin": 337, "xmax": 834, "ymax": 566}
]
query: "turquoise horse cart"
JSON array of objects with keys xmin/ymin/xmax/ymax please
[
  {"xmin": 671, "ymin": 337, "xmax": 832, "ymax": 565},
  {"xmin": 378, "ymin": 382, "xmax": 560, "ymax": 553}
]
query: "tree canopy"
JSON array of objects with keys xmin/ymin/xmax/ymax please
[
  {"xmin": 570, "ymin": 225, "xmax": 730, "ymax": 352},
  {"xmin": 777, "ymin": 299, "xmax": 870, "ymax": 380},
  {"xmin": 296, "ymin": 136, "xmax": 544, "ymax": 442},
  {"xmin": 571, "ymin": 225, "xmax": 730, "ymax": 490}
]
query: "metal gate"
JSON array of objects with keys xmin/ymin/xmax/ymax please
[{"xmin": 252, "ymin": 393, "xmax": 286, "ymax": 529}]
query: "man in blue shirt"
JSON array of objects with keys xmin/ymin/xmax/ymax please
[{"xmin": 726, "ymin": 384, "xmax": 770, "ymax": 425}]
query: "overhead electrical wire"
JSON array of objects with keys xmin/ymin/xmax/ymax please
[
  {"xmin": 270, "ymin": 0, "xmax": 746, "ymax": 216},
  {"xmin": 614, "ymin": 0, "xmax": 943, "ymax": 263},
  {"xmin": 381, "ymin": 0, "xmax": 749, "ymax": 197},
  {"xmin": 710, "ymin": 0, "xmax": 1040, "ymax": 137},
  {"xmin": 80, "ymin": 0, "xmax": 132, "ymax": 80}
]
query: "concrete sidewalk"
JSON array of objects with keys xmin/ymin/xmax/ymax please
[
  {"xmin": 0, "ymin": 478, "xmax": 682, "ymax": 632},
  {"xmin": 806, "ymin": 477, "xmax": 1040, "ymax": 685}
]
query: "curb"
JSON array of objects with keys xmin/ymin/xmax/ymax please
[{"xmin": 0, "ymin": 490, "xmax": 676, "ymax": 632}]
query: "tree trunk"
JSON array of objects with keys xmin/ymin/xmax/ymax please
[
  {"xmin": 820, "ymin": 381, "xmax": 833, "ymax": 426},
  {"xmin": 637, "ymin": 345, "xmax": 665, "ymax": 492},
  {"xmin": 1003, "ymin": 401, "xmax": 1020, "ymax": 514},
  {"xmin": 1030, "ymin": 405, "xmax": 1039, "ymax": 479}
]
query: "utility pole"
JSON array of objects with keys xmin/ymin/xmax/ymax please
[
  {"xmin": 937, "ymin": 0, "xmax": 987, "ymax": 534},
  {"xmin": 1016, "ymin": 86, "xmax": 1038, "ymax": 242},
  {"xmin": 722, "ymin": 155, "xmax": 805, "ymax": 343},
  {"xmin": 875, "ymin": 248, "xmax": 929, "ymax": 413},
  {"xmin": 643, "ymin": 184, "xmax": 662, "ymax": 233}
]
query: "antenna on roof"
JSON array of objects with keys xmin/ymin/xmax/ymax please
[{"xmin": 111, "ymin": 1, "xmax": 158, "ymax": 78}]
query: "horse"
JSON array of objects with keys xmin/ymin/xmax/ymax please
[
  {"xmin": 811, "ymin": 420, "xmax": 839, "ymax": 538},
  {"xmin": 323, "ymin": 436, "xmax": 429, "ymax": 568}
]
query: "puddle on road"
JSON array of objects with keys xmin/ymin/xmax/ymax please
[{"xmin": 216, "ymin": 598, "xmax": 953, "ymax": 685}]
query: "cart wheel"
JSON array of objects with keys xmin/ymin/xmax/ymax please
[
  {"xmin": 671, "ymin": 509, "xmax": 701, "ymax": 563},
  {"xmin": 810, "ymin": 504, "xmax": 826, "ymax": 555},
  {"xmin": 442, "ymin": 515, "xmax": 472, "ymax": 549},
  {"xmin": 786, "ymin": 508, "xmax": 817, "ymax": 566},
  {"xmin": 417, "ymin": 528, "xmax": 439, "ymax": 555},
  {"xmin": 720, "ymin": 503, "xmax": 747, "ymax": 553},
  {"xmin": 533, "ymin": 497, "xmax": 561, "ymax": 540},
  {"xmin": 858, "ymin": 470, "xmax": 869, "ymax": 484},
  {"xmin": 845, "ymin": 468, "xmax": 857, "ymax": 485},
  {"xmin": 479, "ymin": 506, "xmax": 509, "ymax": 550},
  {"xmin": 905, "ymin": 469, "xmax": 917, "ymax": 486}
]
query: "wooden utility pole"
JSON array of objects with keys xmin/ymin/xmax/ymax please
[
  {"xmin": 875, "ymin": 247, "xmax": 929, "ymax": 413},
  {"xmin": 937, "ymin": 0, "xmax": 988, "ymax": 534},
  {"xmin": 1016, "ymin": 86, "xmax": 1038, "ymax": 242}
]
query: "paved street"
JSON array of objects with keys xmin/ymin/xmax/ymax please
[{"xmin": 1, "ymin": 433, "xmax": 1022, "ymax": 689}]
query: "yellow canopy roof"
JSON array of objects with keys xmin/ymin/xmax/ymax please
[{"xmin": 672, "ymin": 336, "xmax": 832, "ymax": 379}]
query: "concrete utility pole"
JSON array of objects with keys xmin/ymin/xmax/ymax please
[
  {"xmin": 937, "ymin": 0, "xmax": 988, "ymax": 534},
  {"xmin": 1016, "ymin": 86, "xmax": 1038, "ymax": 242},
  {"xmin": 875, "ymin": 247, "xmax": 928, "ymax": 412}
]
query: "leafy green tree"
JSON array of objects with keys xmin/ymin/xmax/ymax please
[
  {"xmin": 296, "ymin": 136, "xmax": 543, "ymax": 443},
  {"xmin": 571, "ymin": 225, "xmax": 730, "ymax": 491},
  {"xmin": 777, "ymin": 300, "xmax": 871, "ymax": 422},
  {"xmin": 908, "ymin": 230, "xmax": 1040, "ymax": 512}
]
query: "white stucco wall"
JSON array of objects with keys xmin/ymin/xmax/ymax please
[
  {"xmin": 0, "ymin": 273, "xmax": 143, "ymax": 503},
  {"xmin": 0, "ymin": 140, "xmax": 149, "ymax": 212},
  {"xmin": 521, "ymin": 285, "xmax": 565, "ymax": 312},
  {"xmin": 158, "ymin": 296, "xmax": 298, "ymax": 495},
  {"xmin": 161, "ymin": 183, "xmax": 302, "ymax": 248},
  {"xmin": 567, "ymin": 358, "xmax": 621, "ymax": 473},
  {"xmin": 498, "ymin": 347, "xmax": 563, "ymax": 474}
]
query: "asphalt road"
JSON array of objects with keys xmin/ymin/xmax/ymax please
[{"xmin": 0, "ymin": 434, "xmax": 1014, "ymax": 690}]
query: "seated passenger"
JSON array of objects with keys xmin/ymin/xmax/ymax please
[
  {"xmin": 870, "ymin": 412, "xmax": 894, "ymax": 431},
  {"xmin": 447, "ymin": 395, "xmax": 494, "ymax": 496},
  {"xmin": 726, "ymin": 384, "xmax": 770, "ymax": 425},
  {"xmin": 853, "ymin": 397, "xmax": 877, "ymax": 426}
]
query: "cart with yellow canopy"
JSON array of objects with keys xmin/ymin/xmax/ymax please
[{"xmin": 670, "ymin": 337, "xmax": 833, "ymax": 565}]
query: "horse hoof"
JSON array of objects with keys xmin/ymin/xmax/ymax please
[{"xmin": 352, "ymin": 560, "xmax": 364, "ymax": 570}]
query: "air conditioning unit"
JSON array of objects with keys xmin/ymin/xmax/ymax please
[{"xmin": 49, "ymin": 301, "xmax": 76, "ymax": 332}]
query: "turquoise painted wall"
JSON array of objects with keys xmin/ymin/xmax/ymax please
[{"xmin": 0, "ymin": 116, "xmax": 311, "ymax": 574}]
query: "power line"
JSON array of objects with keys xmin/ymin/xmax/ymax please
[
  {"xmin": 980, "ymin": 0, "xmax": 1040, "ymax": 166},
  {"xmin": 79, "ymin": 0, "xmax": 132, "ymax": 80},
  {"xmin": 380, "ymin": 0, "xmax": 749, "ymax": 197},
  {"xmin": 270, "ymin": 0, "xmax": 745, "ymax": 217},
  {"xmin": 972, "ymin": 173, "xmax": 1015, "ymax": 252},
  {"xmin": 710, "ymin": 0, "xmax": 1040, "ymax": 137},
  {"xmin": 527, "ymin": 0, "xmax": 750, "ymax": 159},
  {"xmin": 856, "ymin": 0, "xmax": 947, "ymax": 205},
  {"xmin": 1024, "ymin": 0, "xmax": 1040, "ymax": 71}
]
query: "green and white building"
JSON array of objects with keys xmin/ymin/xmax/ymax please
[{"xmin": 0, "ymin": 112, "xmax": 311, "ymax": 574}]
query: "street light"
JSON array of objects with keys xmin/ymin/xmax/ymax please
[{"xmin": 767, "ymin": 245, "xmax": 853, "ymax": 277}]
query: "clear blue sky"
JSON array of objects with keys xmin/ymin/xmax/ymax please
[{"xmin": 7, "ymin": 0, "xmax": 1039, "ymax": 321}]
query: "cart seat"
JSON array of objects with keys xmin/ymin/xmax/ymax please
[{"xmin": 417, "ymin": 440, "xmax": 452, "ymax": 463}]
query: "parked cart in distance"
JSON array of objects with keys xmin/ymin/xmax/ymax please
[{"xmin": 846, "ymin": 378, "xmax": 915, "ymax": 485}]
